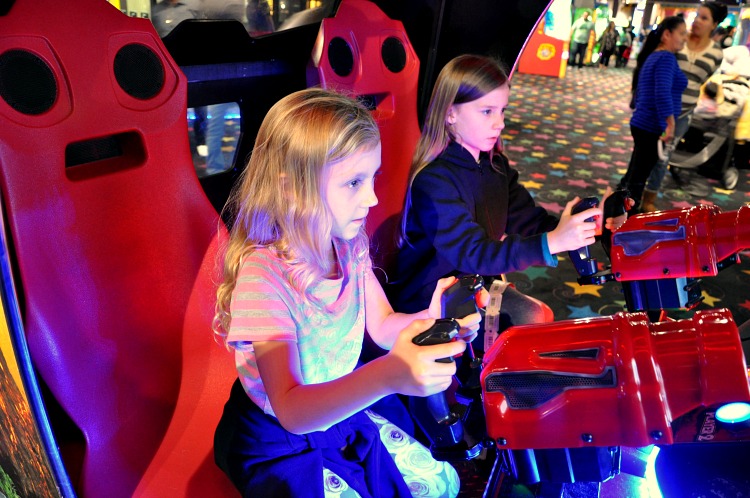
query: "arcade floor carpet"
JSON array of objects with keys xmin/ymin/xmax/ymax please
[{"xmin": 502, "ymin": 64, "xmax": 750, "ymax": 328}]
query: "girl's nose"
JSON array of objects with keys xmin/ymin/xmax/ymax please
[{"xmin": 364, "ymin": 184, "xmax": 378, "ymax": 208}]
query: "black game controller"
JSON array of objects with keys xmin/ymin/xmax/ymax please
[
  {"xmin": 568, "ymin": 196, "xmax": 600, "ymax": 277},
  {"xmin": 412, "ymin": 318, "xmax": 460, "ymax": 363},
  {"xmin": 411, "ymin": 317, "xmax": 473, "ymax": 455},
  {"xmin": 441, "ymin": 274, "xmax": 484, "ymax": 319},
  {"xmin": 411, "ymin": 283, "xmax": 485, "ymax": 461}
]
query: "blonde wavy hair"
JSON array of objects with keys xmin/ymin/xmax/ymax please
[
  {"xmin": 214, "ymin": 88, "xmax": 380, "ymax": 344},
  {"xmin": 399, "ymin": 54, "xmax": 509, "ymax": 246}
]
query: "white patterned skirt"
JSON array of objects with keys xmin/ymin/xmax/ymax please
[{"xmin": 323, "ymin": 410, "xmax": 460, "ymax": 498}]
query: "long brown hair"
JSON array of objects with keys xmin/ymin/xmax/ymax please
[{"xmin": 399, "ymin": 54, "xmax": 509, "ymax": 246}]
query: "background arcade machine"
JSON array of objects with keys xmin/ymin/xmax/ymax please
[
  {"xmin": 0, "ymin": 1, "xmax": 239, "ymax": 496},
  {"xmin": 157, "ymin": 4, "xmax": 323, "ymax": 216},
  {"xmin": 516, "ymin": 0, "xmax": 570, "ymax": 79}
]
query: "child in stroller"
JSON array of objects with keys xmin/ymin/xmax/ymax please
[{"xmin": 669, "ymin": 43, "xmax": 750, "ymax": 191}]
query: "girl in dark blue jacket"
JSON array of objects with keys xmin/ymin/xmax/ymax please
[{"xmin": 393, "ymin": 54, "xmax": 625, "ymax": 352}]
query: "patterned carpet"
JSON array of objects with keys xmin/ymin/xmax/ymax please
[{"xmin": 502, "ymin": 65, "xmax": 750, "ymax": 327}]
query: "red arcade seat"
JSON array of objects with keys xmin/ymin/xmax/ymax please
[
  {"xmin": 310, "ymin": 0, "xmax": 421, "ymax": 270},
  {"xmin": 0, "ymin": 1, "xmax": 236, "ymax": 496}
]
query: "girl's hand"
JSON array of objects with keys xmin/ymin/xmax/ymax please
[
  {"xmin": 600, "ymin": 186, "xmax": 634, "ymax": 231},
  {"xmin": 662, "ymin": 117, "xmax": 675, "ymax": 143},
  {"xmin": 662, "ymin": 126, "xmax": 675, "ymax": 143},
  {"xmin": 604, "ymin": 201, "xmax": 633, "ymax": 230},
  {"xmin": 455, "ymin": 288, "xmax": 489, "ymax": 344},
  {"xmin": 426, "ymin": 278, "xmax": 489, "ymax": 344},
  {"xmin": 384, "ymin": 319, "xmax": 465, "ymax": 397},
  {"xmin": 546, "ymin": 196, "xmax": 600, "ymax": 254},
  {"xmin": 427, "ymin": 276, "xmax": 458, "ymax": 319}
]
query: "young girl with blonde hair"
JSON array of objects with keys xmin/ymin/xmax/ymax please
[{"xmin": 213, "ymin": 88, "xmax": 483, "ymax": 498}]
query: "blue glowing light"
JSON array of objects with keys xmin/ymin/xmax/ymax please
[
  {"xmin": 644, "ymin": 445, "xmax": 664, "ymax": 498},
  {"xmin": 716, "ymin": 402, "xmax": 750, "ymax": 424}
]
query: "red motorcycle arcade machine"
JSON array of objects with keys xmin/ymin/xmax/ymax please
[{"xmin": 480, "ymin": 202, "xmax": 750, "ymax": 496}]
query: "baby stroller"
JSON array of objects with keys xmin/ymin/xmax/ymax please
[{"xmin": 669, "ymin": 74, "xmax": 749, "ymax": 192}]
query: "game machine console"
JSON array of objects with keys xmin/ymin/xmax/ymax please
[
  {"xmin": 413, "ymin": 194, "xmax": 750, "ymax": 496},
  {"xmin": 483, "ymin": 198, "xmax": 750, "ymax": 496}
]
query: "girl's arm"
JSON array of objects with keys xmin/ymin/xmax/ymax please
[
  {"xmin": 653, "ymin": 56, "xmax": 677, "ymax": 129},
  {"xmin": 253, "ymin": 317, "xmax": 465, "ymax": 434},
  {"xmin": 364, "ymin": 270, "xmax": 436, "ymax": 349},
  {"xmin": 545, "ymin": 197, "xmax": 600, "ymax": 255},
  {"xmin": 411, "ymin": 165, "xmax": 554, "ymax": 275},
  {"xmin": 364, "ymin": 270, "xmax": 483, "ymax": 350}
]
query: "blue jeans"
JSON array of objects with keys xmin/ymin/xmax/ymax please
[
  {"xmin": 645, "ymin": 114, "xmax": 691, "ymax": 191},
  {"xmin": 569, "ymin": 41, "xmax": 588, "ymax": 68}
]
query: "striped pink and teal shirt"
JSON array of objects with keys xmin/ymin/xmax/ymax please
[{"xmin": 228, "ymin": 241, "xmax": 367, "ymax": 417}]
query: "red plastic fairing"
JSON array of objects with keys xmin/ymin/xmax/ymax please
[
  {"xmin": 481, "ymin": 309, "xmax": 750, "ymax": 450},
  {"xmin": 0, "ymin": 1, "xmax": 236, "ymax": 496},
  {"xmin": 610, "ymin": 204, "xmax": 750, "ymax": 281},
  {"xmin": 310, "ymin": 0, "xmax": 421, "ymax": 263}
]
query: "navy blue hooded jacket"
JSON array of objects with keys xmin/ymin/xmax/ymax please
[{"xmin": 392, "ymin": 141, "xmax": 559, "ymax": 313}]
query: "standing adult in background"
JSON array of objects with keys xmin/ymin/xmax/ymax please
[
  {"xmin": 569, "ymin": 11, "xmax": 596, "ymax": 69},
  {"xmin": 615, "ymin": 26, "xmax": 635, "ymax": 68},
  {"xmin": 618, "ymin": 16, "xmax": 688, "ymax": 213},
  {"xmin": 598, "ymin": 21, "xmax": 619, "ymax": 69},
  {"xmin": 640, "ymin": 1, "xmax": 727, "ymax": 211}
]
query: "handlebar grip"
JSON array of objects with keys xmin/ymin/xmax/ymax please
[
  {"xmin": 568, "ymin": 196, "xmax": 600, "ymax": 277},
  {"xmin": 441, "ymin": 274, "xmax": 483, "ymax": 361},
  {"xmin": 441, "ymin": 274, "xmax": 484, "ymax": 319},
  {"xmin": 412, "ymin": 318, "xmax": 460, "ymax": 363},
  {"xmin": 572, "ymin": 196, "xmax": 599, "ymax": 220}
]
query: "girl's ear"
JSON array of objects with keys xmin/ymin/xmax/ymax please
[{"xmin": 446, "ymin": 106, "xmax": 457, "ymax": 125}]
